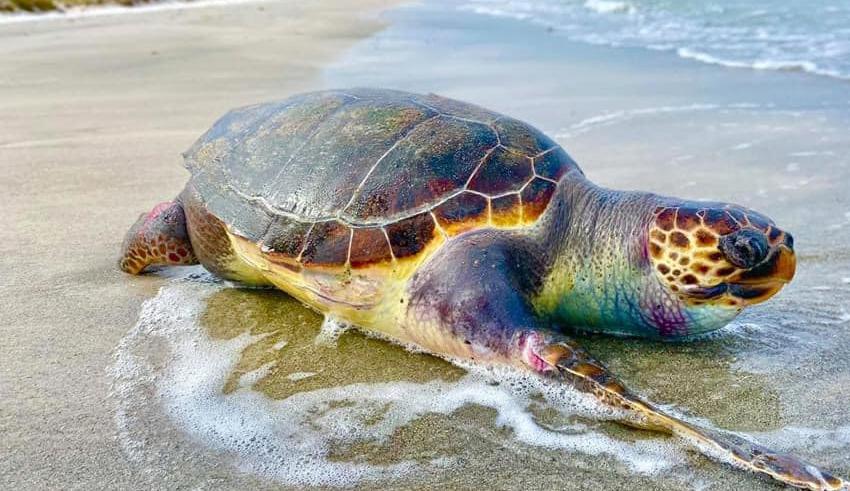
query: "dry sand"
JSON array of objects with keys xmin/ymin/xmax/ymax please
[{"xmin": 0, "ymin": 1, "xmax": 398, "ymax": 487}]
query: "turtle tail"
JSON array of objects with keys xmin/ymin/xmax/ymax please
[
  {"xmin": 530, "ymin": 338, "xmax": 847, "ymax": 490},
  {"xmin": 119, "ymin": 200, "xmax": 198, "ymax": 274}
]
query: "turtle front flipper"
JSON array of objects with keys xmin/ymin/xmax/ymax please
[
  {"xmin": 119, "ymin": 200, "xmax": 198, "ymax": 274},
  {"xmin": 524, "ymin": 332, "xmax": 847, "ymax": 491},
  {"xmin": 405, "ymin": 231, "xmax": 844, "ymax": 490}
]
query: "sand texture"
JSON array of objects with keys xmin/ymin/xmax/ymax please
[{"xmin": 0, "ymin": 1, "xmax": 397, "ymax": 488}]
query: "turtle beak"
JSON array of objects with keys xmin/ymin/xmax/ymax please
[{"xmin": 726, "ymin": 237, "xmax": 796, "ymax": 305}]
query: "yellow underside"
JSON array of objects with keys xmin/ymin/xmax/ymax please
[
  {"xmin": 219, "ymin": 214, "xmax": 547, "ymax": 365},
  {"xmin": 225, "ymin": 229, "xmax": 447, "ymax": 342}
]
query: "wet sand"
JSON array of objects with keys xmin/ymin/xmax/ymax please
[
  {"xmin": 323, "ymin": 2, "xmax": 850, "ymax": 488},
  {"xmin": 0, "ymin": 1, "xmax": 398, "ymax": 487}
]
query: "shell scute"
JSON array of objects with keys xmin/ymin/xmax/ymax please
[
  {"xmin": 534, "ymin": 147, "xmax": 579, "ymax": 182},
  {"xmin": 413, "ymin": 93, "xmax": 500, "ymax": 123},
  {"xmin": 345, "ymin": 116, "xmax": 498, "ymax": 222},
  {"xmin": 521, "ymin": 178, "xmax": 557, "ymax": 222},
  {"xmin": 204, "ymin": 188, "xmax": 272, "ymax": 241},
  {"xmin": 349, "ymin": 227, "xmax": 394, "ymax": 268},
  {"xmin": 494, "ymin": 116, "xmax": 559, "ymax": 156},
  {"xmin": 300, "ymin": 221, "xmax": 351, "ymax": 266},
  {"xmin": 491, "ymin": 193, "xmax": 522, "ymax": 226},
  {"xmin": 196, "ymin": 93, "xmax": 352, "ymax": 196},
  {"xmin": 432, "ymin": 192, "xmax": 489, "ymax": 236},
  {"xmin": 268, "ymin": 98, "xmax": 436, "ymax": 219},
  {"xmin": 385, "ymin": 212, "xmax": 436, "ymax": 259},
  {"xmin": 262, "ymin": 215, "xmax": 312, "ymax": 259},
  {"xmin": 468, "ymin": 146, "xmax": 534, "ymax": 195}
]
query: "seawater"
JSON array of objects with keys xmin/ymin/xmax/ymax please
[
  {"xmin": 112, "ymin": 261, "xmax": 850, "ymax": 487},
  {"xmin": 459, "ymin": 0, "xmax": 850, "ymax": 80},
  {"xmin": 111, "ymin": 270, "xmax": 683, "ymax": 487}
]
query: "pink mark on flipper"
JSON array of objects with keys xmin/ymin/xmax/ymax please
[
  {"xmin": 517, "ymin": 331, "xmax": 555, "ymax": 373},
  {"xmin": 137, "ymin": 202, "xmax": 175, "ymax": 235},
  {"xmin": 148, "ymin": 202, "xmax": 173, "ymax": 219}
]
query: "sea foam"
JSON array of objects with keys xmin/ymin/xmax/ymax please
[
  {"xmin": 583, "ymin": 0, "xmax": 634, "ymax": 15},
  {"xmin": 112, "ymin": 269, "xmax": 850, "ymax": 486},
  {"xmin": 459, "ymin": 0, "xmax": 850, "ymax": 81},
  {"xmin": 111, "ymin": 270, "xmax": 681, "ymax": 487}
]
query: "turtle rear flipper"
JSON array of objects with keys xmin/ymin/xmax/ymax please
[
  {"xmin": 119, "ymin": 200, "xmax": 197, "ymax": 274},
  {"xmin": 528, "ymin": 335, "xmax": 847, "ymax": 491}
]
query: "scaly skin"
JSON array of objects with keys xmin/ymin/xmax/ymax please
[
  {"xmin": 121, "ymin": 172, "xmax": 843, "ymax": 490},
  {"xmin": 118, "ymin": 201, "xmax": 197, "ymax": 274},
  {"xmin": 531, "ymin": 175, "xmax": 789, "ymax": 339}
]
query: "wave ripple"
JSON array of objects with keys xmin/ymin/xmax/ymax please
[{"xmin": 460, "ymin": 0, "xmax": 850, "ymax": 80}]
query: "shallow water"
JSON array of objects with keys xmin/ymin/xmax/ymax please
[
  {"xmin": 114, "ymin": 272, "xmax": 691, "ymax": 488},
  {"xmin": 113, "ymin": 1, "xmax": 850, "ymax": 488},
  {"xmin": 460, "ymin": 0, "xmax": 850, "ymax": 80}
]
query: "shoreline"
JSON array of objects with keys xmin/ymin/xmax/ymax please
[
  {"xmin": 459, "ymin": 1, "xmax": 850, "ymax": 83},
  {"xmin": 319, "ymin": 2, "xmax": 850, "ymax": 488},
  {"xmin": 0, "ymin": 1, "xmax": 401, "ymax": 488}
]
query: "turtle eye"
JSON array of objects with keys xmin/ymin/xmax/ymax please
[{"xmin": 719, "ymin": 230, "xmax": 769, "ymax": 269}]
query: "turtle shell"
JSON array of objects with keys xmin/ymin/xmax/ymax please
[{"xmin": 184, "ymin": 88, "xmax": 581, "ymax": 269}]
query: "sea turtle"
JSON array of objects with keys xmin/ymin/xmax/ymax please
[{"xmin": 120, "ymin": 88, "xmax": 845, "ymax": 490}]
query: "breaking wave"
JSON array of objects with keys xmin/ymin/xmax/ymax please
[{"xmin": 458, "ymin": 0, "xmax": 850, "ymax": 81}]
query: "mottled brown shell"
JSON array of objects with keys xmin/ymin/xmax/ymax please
[{"xmin": 184, "ymin": 88, "xmax": 581, "ymax": 269}]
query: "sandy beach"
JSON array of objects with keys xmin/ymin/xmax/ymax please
[
  {"xmin": 0, "ymin": 1, "xmax": 398, "ymax": 487},
  {"xmin": 3, "ymin": 0, "xmax": 850, "ymax": 489}
]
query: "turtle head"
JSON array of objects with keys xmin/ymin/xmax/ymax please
[
  {"xmin": 647, "ymin": 203, "xmax": 795, "ymax": 315},
  {"xmin": 534, "ymin": 180, "xmax": 796, "ymax": 339}
]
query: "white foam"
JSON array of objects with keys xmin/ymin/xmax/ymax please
[
  {"xmin": 461, "ymin": 0, "xmax": 850, "ymax": 81},
  {"xmin": 461, "ymin": 5, "xmax": 532, "ymax": 21},
  {"xmin": 556, "ymin": 103, "xmax": 747, "ymax": 139},
  {"xmin": 286, "ymin": 371, "xmax": 317, "ymax": 381},
  {"xmin": 314, "ymin": 315, "xmax": 350, "ymax": 346},
  {"xmin": 111, "ymin": 274, "xmax": 684, "ymax": 487},
  {"xmin": 238, "ymin": 361, "xmax": 276, "ymax": 388},
  {"xmin": 583, "ymin": 0, "xmax": 634, "ymax": 15},
  {"xmin": 675, "ymin": 48, "xmax": 849, "ymax": 80},
  {"xmin": 790, "ymin": 151, "xmax": 835, "ymax": 157}
]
